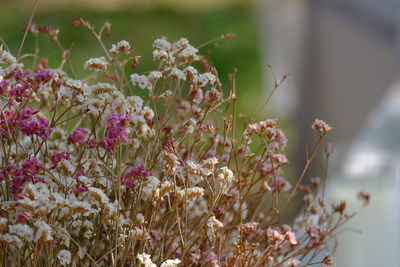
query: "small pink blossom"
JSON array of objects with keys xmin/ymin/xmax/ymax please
[
  {"xmin": 87, "ymin": 139, "xmax": 100, "ymax": 148},
  {"xmin": 102, "ymin": 113, "xmax": 131, "ymax": 152},
  {"xmin": 285, "ymin": 231, "xmax": 298, "ymax": 245},
  {"xmin": 19, "ymin": 116, "xmax": 53, "ymax": 141},
  {"xmin": 121, "ymin": 165, "xmax": 151, "ymax": 189},
  {"xmin": 68, "ymin": 128, "xmax": 89, "ymax": 144},
  {"xmin": 16, "ymin": 211, "xmax": 31, "ymax": 223},
  {"xmin": 76, "ymin": 184, "xmax": 89, "ymax": 193},
  {"xmin": 50, "ymin": 152, "xmax": 72, "ymax": 166}
]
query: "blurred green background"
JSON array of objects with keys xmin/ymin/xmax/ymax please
[{"xmin": 0, "ymin": 0, "xmax": 264, "ymax": 116}]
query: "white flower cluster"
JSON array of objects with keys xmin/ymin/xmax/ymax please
[
  {"xmin": 57, "ymin": 249, "xmax": 72, "ymax": 266},
  {"xmin": 110, "ymin": 40, "xmax": 132, "ymax": 56},
  {"xmin": 137, "ymin": 253, "xmax": 181, "ymax": 267},
  {"xmin": 84, "ymin": 56, "xmax": 109, "ymax": 72},
  {"xmin": 152, "ymin": 37, "xmax": 199, "ymax": 64}
]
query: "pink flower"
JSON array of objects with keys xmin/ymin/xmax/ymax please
[
  {"xmin": 121, "ymin": 165, "xmax": 151, "ymax": 189},
  {"xmin": 6, "ymin": 157, "xmax": 45, "ymax": 199},
  {"xmin": 21, "ymin": 106, "xmax": 38, "ymax": 119},
  {"xmin": 269, "ymin": 177, "xmax": 292, "ymax": 193},
  {"xmin": 50, "ymin": 152, "xmax": 72, "ymax": 166},
  {"xmin": 285, "ymin": 231, "xmax": 298, "ymax": 245},
  {"xmin": 19, "ymin": 116, "xmax": 53, "ymax": 141},
  {"xmin": 33, "ymin": 69, "xmax": 57, "ymax": 84},
  {"xmin": 9, "ymin": 84, "xmax": 30, "ymax": 102},
  {"xmin": 275, "ymin": 129, "xmax": 287, "ymax": 148},
  {"xmin": 87, "ymin": 139, "xmax": 100, "ymax": 148},
  {"xmin": 16, "ymin": 211, "xmax": 31, "ymax": 223},
  {"xmin": 102, "ymin": 113, "xmax": 131, "ymax": 152},
  {"xmin": 0, "ymin": 109, "xmax": 18, "ymax": 140},
  {"xmin": 76, "ymin": 184, "xmax": 89, "ymax": 193},
  {"xmin": 267, "ymin": 228, "xmax": 285, "ymax": 249},
  {"xmin": 68, "ymin": 128, "xmax": 89, "ymax": 144},
  {"xmin": 22, "ymin": 157, "xmax": 44, "ymax": 176},
  {"xmin": 125, "ymin": 165, "xmax": 151, "ymax": 178},
  {"xmin": 287, "ymin": 259, "xmax": 301, "ymax": 267}
]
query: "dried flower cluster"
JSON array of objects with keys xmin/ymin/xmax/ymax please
[{"xmin": 0, "ymin": 19, "xmax": 368, "ymax": 266}]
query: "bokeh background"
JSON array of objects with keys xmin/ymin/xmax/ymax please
[{"xmin": 1, "ymin": 0, "xmax": 399, "ymax": 265}]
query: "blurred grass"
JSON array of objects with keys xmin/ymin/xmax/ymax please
[{"xmin": 0, "ymin": 4, "xmax": 263, "ymax": 115}]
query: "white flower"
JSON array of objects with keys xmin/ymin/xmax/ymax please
[
  {"xmin": 311, "ymin": 119, "xmax": 332, "ymax": 134},
  {"xmin": 159, "ymin": 90, "xmax": 173, "ymax": 98},
  {"xmin": 153, "ymin": 38, "xmax": 171, "ymax": 50},
  {"xmin": 141, "ymin": 176, "xmax": 160, "ymax": 201},
  {"xmin": 9, "ymin": 224, "xmax": 34, "ymax": 242},
  {"xmin": 84, "ymin": 57, "xmax": 109, "ymax": 72},
  {"xmin": 176, "ymin": 187, "xmax": 204, "ymax": 201},
  {"xmin": 186, "ymin": 160, "xmax": 201, "ymax": 173},
  {"xmin": 131, "ymin": 227, "xmax": 151, "ymax": 240},
  {"xmin": 207, "ymin": 216, "xmax": 223, "ymax": 232},
  {"xmin": 141, "ymin": 106, "xmax": 155, "ymax": 119},
  {"xmin": 56, "ymin": 86, "xmax": 71, "ymax": 105},
  {"xmin": 0, "ymin": 46, "xmax": 17, "ymax": 64},
  {"xmin": 178, "ymin": 45, "xmax": 199, "ymax": 61},
  {"xmin": 89, "ymin": 82, "xmax": 118, "ymax": 97},
  {"xmin": 57, "ymin": 249, "xmax": 72, "ymax": 266},
  {"xmin": 34, "ymin": 220, "xmax": 53, "ymax": 242},
  {"xmin": 203, "ymin": 157, "xmax": 219, "ymax": 168},
  {"xmin": 169, "ymin": 68, "xmax": 186, "ymax": 80},
  {"xmin": 184, "ymin": 66, "xmax": 198, "ymax": 79},
  {"xmin": 70, "ymin": 200, "xmax": 94, "ymax": 215},
  {"xmin": 173, "ymin": 38, "xmax": 189, "ymax": 51},
  {"xmin": 181, "ymin": 118, "xmax": 197, "ymax": 134},
  {"xmin": 131, "ymin": 73, "xmax": 151, "ymax": 90},
  {"xmin": 86, "ymin": 99, "xmax": 103, "ymax": 116},
  {"xmin": 65, "ymin": 78, "xmax": 86, "ymax": 94},
  {"xmin": 286, "ymin": 258, "xmax": 301, "ymax": 267},
  {"xmin": 160, "ymin": 151, "xmax": 180, "ymax": 172},
  {"xmin": 161, "ymin": 258, "xmax": 182, "ymax": 267},
  {"xmin": 136, "ymin": 213, "xmax": 145, "ymax": 224},
  {"xmin": 148, "ymin": 71, "xmax": 162, "ymax": 83},
  {"xmin": 218, "ymin": 167, "xmax": 235, "ymax": 185},
  {"xmin": 89, "ymin": 187, "xmax": 110, "ymax": 205},
  {"xmin": 110, "ymin": 40, "xmax": 132, "ymax": 55},
  {"xmin": 153, "ymin": 49, "xmax": 170, "ymax": 61},
  {"xmin": 0, "ymin": 233, "xmax": 23, "ymax": 248},
  {"xmin": 194, "ymin": 72, "xmax": 216, "ymax": 87},
  {"xmin": 137, "ymin": 253, "xmax": 157, "ymax": 267},
  {"xmin": 139, "ymin": 124, "xmax": 155, "ymax": 139},
  {"xmin": 127, "ymin": 95, "xmax": 144, "ymax": 112}
]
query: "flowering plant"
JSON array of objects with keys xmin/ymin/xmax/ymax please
[{"xmin": 0, "ymin": 18, "xmax": 369, "ymax": 267}]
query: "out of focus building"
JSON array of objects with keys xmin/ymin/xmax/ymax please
[{"xmin": 260, "ymin": 0, "xmax": 400, "ymax": 158}]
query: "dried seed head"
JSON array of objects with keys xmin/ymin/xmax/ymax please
[
  {"xmin": 71, "ymin": 17, "xmax": 91, "ymax": 29},
  {"xmin": 310, "ymin": 177, "xmax": 321, "ymax": 188},
  {"xmin": 312, "ymin": 119, "xmax": 333, "ymax": 135},
  {"xmin": 104, "ymin": 22, "xmax": 111, "ymax": 38},
  {"xmin": 322, "ymin": 255, "xmax": 335, "ymax": 266},
  {"xmin": 332, "ymin": 200, "xmax": 346, "ymax": 214},
  {"xmin": 220, "ymin": 33, "xmax": 236, "ymax": 40},
  {"xmin": 357, "ymin": 191, "xmax": 371, "ymax": 206}
]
